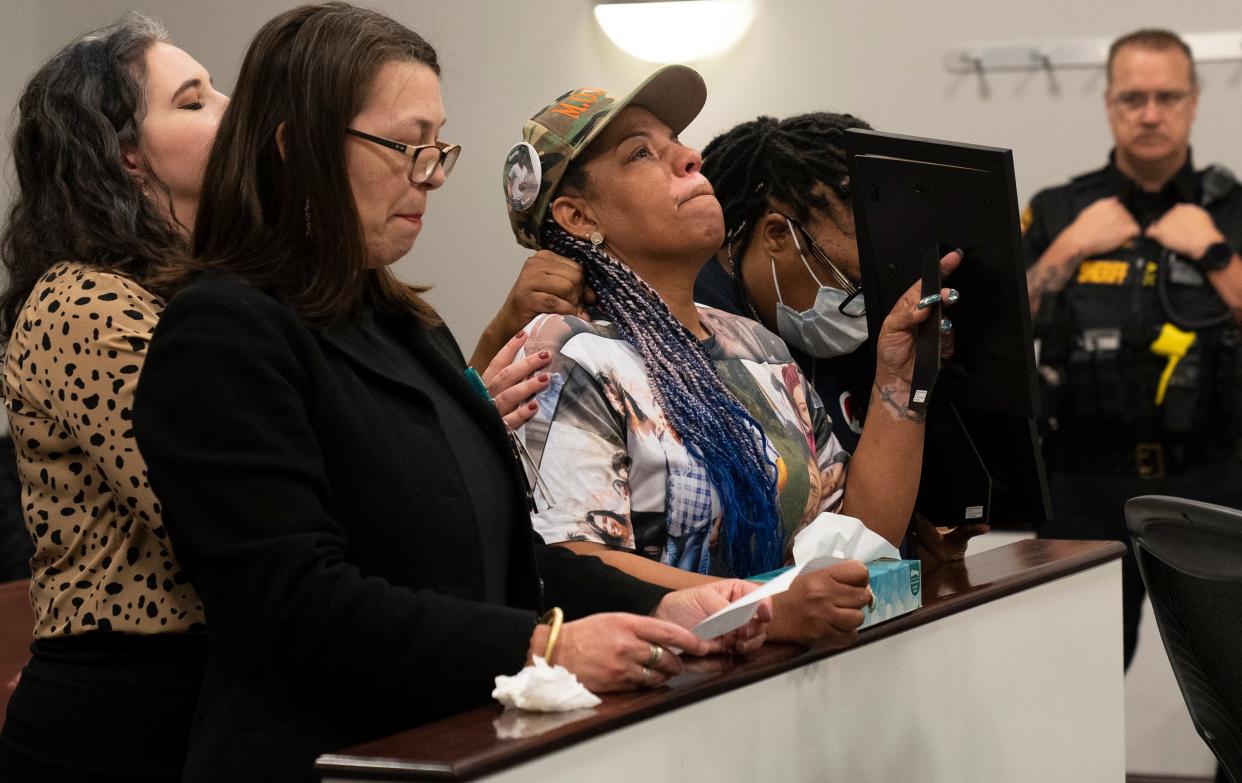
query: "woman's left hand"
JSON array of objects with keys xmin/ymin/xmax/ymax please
[
  {"xmin": 908, "ymin": 513, "xmax": 989, "ymax": 572},
  {"xmin": 873, "ymin": 249, "xmax": 963, "ymax": 387},
  {"xmin": 652, "ymin": 580, "xmax": 772, "ymax": 655},
  {"xmin": 479, "ymin": 329, "xmax": 553, "ymax": 431}
]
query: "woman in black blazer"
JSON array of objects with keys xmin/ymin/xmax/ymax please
[{"xmin": 131, "ymin": 5, "xmax": 769, "ymax": 781}]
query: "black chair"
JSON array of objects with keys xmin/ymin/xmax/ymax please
[{"xmin": 1125, "ymin": 495, "xmax": 1242, "ymax": 783}]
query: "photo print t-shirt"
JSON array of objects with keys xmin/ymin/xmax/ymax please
[{"xmin": 518, "ymin": 306, "xmax": 849, "ymax": 577}]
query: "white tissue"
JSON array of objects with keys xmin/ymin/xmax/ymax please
[
  {"xmin": 492, "ymin": 657, "xmax": 602, "ymax": 712},
  {"xmin": 791, "ymin": 512, "xmax": 901, "ymax": 567},
  {"xmin": 691, "ymin": 512, "xmax": 898, "ymax": 640}
]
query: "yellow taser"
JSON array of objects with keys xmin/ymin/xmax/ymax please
[{"xmin": 1149, "ymin": 323, "xmax": 1197, "ymax": 406}]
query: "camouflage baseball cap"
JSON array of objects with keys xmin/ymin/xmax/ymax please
[{"xmin": 503, "ymin": 64, "xmax": 707, "ymax": 249}]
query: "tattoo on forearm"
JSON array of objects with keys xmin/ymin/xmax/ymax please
[
  {"xmin": 874, "ymin": 379, "xmax": 926, "ymax": 424},
  {"xmin": 1026, "ymin": 259, "xmax": 1075, "ymax": 303}
]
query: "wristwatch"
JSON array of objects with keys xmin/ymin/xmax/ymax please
[{"xmin": 1196, "ymin": 241, "xmax": 1235, "ymax": 273}]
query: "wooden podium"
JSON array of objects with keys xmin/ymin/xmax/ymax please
[{"xmin": 317, "ymin": 539, "xmax": 1126, "ymax": 782}]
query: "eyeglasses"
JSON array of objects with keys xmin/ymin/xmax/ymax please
[
  {"xmin": 780, "ymin": 214, "xmax": 865, "ymax": 317},
  {"xmin": 1109, "ymin": 89, "xmax": 1193, "ymax": 115},
  {"xmin": 345, "ymin": 128, "xmax": 461, "ymax": 184}
]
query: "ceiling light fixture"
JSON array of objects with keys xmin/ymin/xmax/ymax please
[{"xmin": 594, "ymin": 0, "xmax": 756, "ymax": 64}]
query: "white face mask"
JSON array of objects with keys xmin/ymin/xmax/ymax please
[
  {"xmin": 771, "ymin": 219, "xmax": 867, "ymax": 358},
  {"xmin": 773, "ymin": 268, "xmax": 868, "ymax": 358}
]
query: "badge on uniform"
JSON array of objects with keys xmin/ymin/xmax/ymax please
[
  {"xmin": 1167, "ymin": 256, "xmax": 1206, "ymax": 287},
  {"xmin": 504, "ymin": 142, "xmax": 542, "ymax": 212}
]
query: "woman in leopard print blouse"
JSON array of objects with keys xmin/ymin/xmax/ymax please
[{"xmin": 0, "ymin": 14, "xmax": 227, "ymax": 781}]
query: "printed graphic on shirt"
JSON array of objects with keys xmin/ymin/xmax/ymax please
[
  {"xmin": 519, "ymin": 306, "xmax": 849, "ymax": 576},
  {"xmin": 839, "ymin": 390, "xmax": 863, "ymax": 435}
]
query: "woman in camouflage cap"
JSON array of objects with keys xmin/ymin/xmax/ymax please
[{"xmin": 505, "ymin": 65, "xmax": 962, "ymax": 649}]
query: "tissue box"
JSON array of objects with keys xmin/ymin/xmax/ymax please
[
  {"xmin": 861, "ymin": 559, "xmax": 922, "ymax": 628},
  {"xmin": 749, "ymin": 559, "xmax": 922, "ymax": 629}
]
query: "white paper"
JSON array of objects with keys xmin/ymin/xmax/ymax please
[
  {"xmin": 492, "ymin": 656, "xmax": 602, "ymax": 712},
  {"xmin": 691, "ymin": 564, "xmax": 805, "ymax": 640},
  {"xmin": 691, "ymin": 512, "xmax": 900, "ymax": 640}
]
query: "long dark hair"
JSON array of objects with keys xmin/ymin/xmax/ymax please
[
  {"xmin": 177, "ymin": 2, "xmax": 440, "ymax": 327},
  {"xmin": 0, "ymin": 12, "xmax": 183, "ymax": 341}
]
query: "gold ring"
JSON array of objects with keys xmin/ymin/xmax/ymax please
[
  {"xmin": 866, "ymin": 587, "xmax": 876, "ymax": 611},
  {"xmin": 645, "ymin": 643, "xmax": 663, "ymax": 669},
  {"xmin": 640, "ymin": 665, "xmax": 652, "ymax": 686}
]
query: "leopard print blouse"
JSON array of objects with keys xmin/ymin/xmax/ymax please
[{"xmin": 4, "ymin": 262, "xmax": 204, "ymax": 637}]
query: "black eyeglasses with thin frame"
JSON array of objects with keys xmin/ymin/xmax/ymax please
[
  {"xmin": 1109, "ymin": 89, "xmax": 1193, "ymax": 115},
  {"xmin": 779, "ymin": 214, "xmax": 865, "ymax": 317},
  {"xmin": 345, "ymin": 128, "xmax": 461, "ymax": 184}
]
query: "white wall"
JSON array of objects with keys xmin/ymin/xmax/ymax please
[
  {"xmin": 0, "ymin": 0, "xmax": 39, "ymax": 437},
  {"xmin": 0, "ymin": 0, "xmax": 40, "ymax": 224},
  {"xmin": 7, "ymin": 1, "xmax": 1234, "ymax": 776},
  {"xmin": 21, "ymin": 0, "xmax": 1242, "ymax": 354},
  {"xmin": 970, "ymin": 530, "xmax": 1217, "ymax": 777}
]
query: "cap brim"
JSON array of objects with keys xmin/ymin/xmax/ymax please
[
  {"xmin": 621, "ymin": 64, "xmax": 706, "ymax": 136},
  {"xmin": 575, "ymin": 64, "xmax": 706, "ymax": 160}
]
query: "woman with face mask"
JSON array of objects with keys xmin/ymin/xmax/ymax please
[
  {"xmin": 694, "ymin": 113, "xmax": 874, "ymax": 452},
  {"xmin": 506, "ymin": 67, "xmax": 962, "ymax": 650},
  {"xmin": 694, "ymin": 113, "xmax": 992, "ymax": 566},
  {"xmin": 0, "ymin": 14, "xmax": 226, "ymax": 781}
]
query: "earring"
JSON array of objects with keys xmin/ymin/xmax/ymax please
[
  {"xmin": 589, "ymin": 231, "xmax": 604, "ymax": 247},
  {"xmin": 304, "ymin": 198, "xmax": 313, "ymax": 239}
]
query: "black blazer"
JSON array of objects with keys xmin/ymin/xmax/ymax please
[{"xmin": 133, "ymin": 275, "xmax": 668, "ymax": 782}]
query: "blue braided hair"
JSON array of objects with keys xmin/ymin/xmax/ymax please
[{"xmin": 539, "ymin": 216, "xmax": 782, "ymax": 577}]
